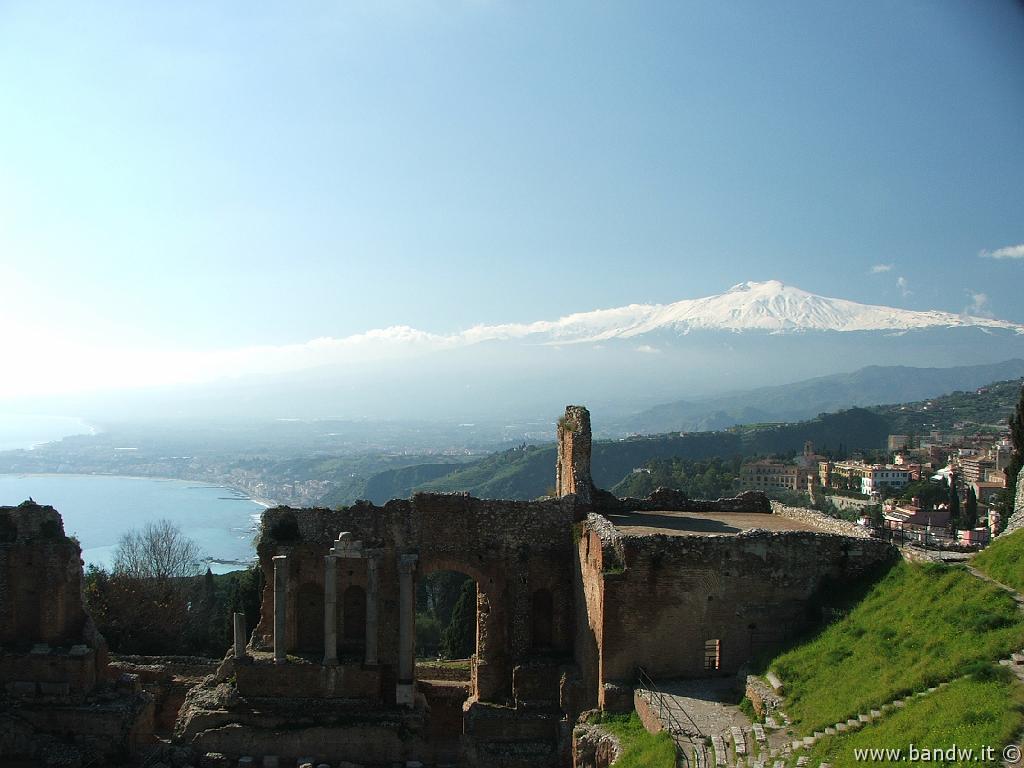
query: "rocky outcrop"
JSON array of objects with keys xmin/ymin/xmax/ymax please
[
  {"xmin": 572, "ymin": 722, "xmax": 622, "ymax": 768},
  {"xmin": 1006, "ymin": 465, "xmax": 1024, "ymax": 535}
]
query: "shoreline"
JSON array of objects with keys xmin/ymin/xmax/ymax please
[{"xmin": 0, "ymin": 471, "xmax": 278, "ymax": 509}]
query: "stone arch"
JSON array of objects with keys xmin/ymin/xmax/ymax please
[
  {"xmin": 416, "ymin": 555, "xmax": 508, "ymax": 702},
  {"xmin": 531, "ymin": 588, "xmax": 554, "ymax": 652},
  {"xmin": 342, "ymin": 584, "xmax": 366, "ymax": 655},
  {"xmin": 296, "ymin": 582, "xmax": 323, "ymax": 654}
]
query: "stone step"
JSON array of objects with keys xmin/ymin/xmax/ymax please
[{"xmin": 752, "ymin": 723, "xmax": 767, "ymax": 743}]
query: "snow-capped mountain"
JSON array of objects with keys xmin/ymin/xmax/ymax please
[
  {"xmin": 498, "ymin": 280, "xmax": 1024, "ymax": 343},
  {"xmin": 15, "ymin": 280, "xmax": 1024, "ymax": 423}
]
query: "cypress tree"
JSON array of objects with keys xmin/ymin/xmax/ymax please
[
  {"xmin": 964, "ymin": 487, "xmax": 978, "ymax": 531},
  {"xmin": 948, "ymin": 475, "xmax": 961, "ymax": 532},
  {"xmin": 1006, "ymin": 384, "xmax": 1024, "ymax": 509},
  {"xmin": 440, "ymin": 580, "xmax": 476, "ymax": 660}
]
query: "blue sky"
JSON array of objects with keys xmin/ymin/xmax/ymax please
[{"xmin": 1, "ymin": 0, "xmax": 1023, "ymax": 365}]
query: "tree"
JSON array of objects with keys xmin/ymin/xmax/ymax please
[
  {"xmin": 1006, "ymin": 384, "xmax": 1024, "ymax": 511},
  {"xmin": 440, "ymin": 580, "xmax": 476, "ymax": 660},
  {"xmin": 948, "ymin": 475, "xmax": 961, "ymax": 532},
  {"xmin": 964, "ymin": 487, "xmax": 978, "ymax": 531},
  {"xmin": 113, "ymin": 519, "xmax": 202, "ymax": 583},
  {"xmin": 85, "ymin": 520, "xmax": 207, "ymax": 655}
]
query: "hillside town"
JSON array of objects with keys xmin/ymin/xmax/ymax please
[{"xmin": 739, "ymin": 424, "xmax": 1013, "ymax": 551}]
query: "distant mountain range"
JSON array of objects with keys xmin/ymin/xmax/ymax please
[
  {"xmin": 618, "ymin": 358, "xmax": 1024, "ymax": 434},
  {"xmin": 17, "ymin": 280, "xmax": 1024, "ymax": 423}
]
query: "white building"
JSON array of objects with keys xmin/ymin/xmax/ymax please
[{"xmin": 861, "ymin": 466, "xmax": 913, "ymax": 496}]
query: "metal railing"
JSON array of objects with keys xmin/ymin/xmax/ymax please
[{"xmin": 636, "ymin": 666, "xmax": 710, "ymax": 768}]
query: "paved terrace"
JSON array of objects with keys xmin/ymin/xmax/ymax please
[{"xmin": 605, "ymin": 509, "xmax": 827, "ymax": 537}]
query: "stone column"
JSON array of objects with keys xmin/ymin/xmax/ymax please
[
  {"xmin": 396, "ymin": 553, "xmax": 418, "ymax": 706},
  {"xmin": 365, "ymin": 554, "xmax": 380, "ymax": 666},
  {"xmin": 233, "ymin": 612, "xmax": 247, "ymax": 660},
  {"xmin": 323, "ymin": 555, "xmax": 338, "ymax": 665},
  {"xmin": 273, "ymin": 555, "xmax": 288, "ymax": 664}
]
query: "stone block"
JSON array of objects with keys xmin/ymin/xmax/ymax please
[
  {"xmin": 870, "ymin": 709, "xmax": 881, "ymax": 718},
  {"xmin": 262, "ymin": 758, "xmax": 278, "ymax": 768},
  {"xmin": 236, "ymin": 759, "xmax": 255, "ymax": 768},
  {"xmin": 835, "ymin": 723, "xmax": 847, "ymax": 733},
  {"xmin": 30, "ymin": 643, "xmax": 51, "ymax": 655},
  {"xmin": 69, "ymin": 644, "xmax": 90, "ymax": 657},
  {"xmin": 824, "ymin": 727, "xmax": 836, "ymax": 736}
]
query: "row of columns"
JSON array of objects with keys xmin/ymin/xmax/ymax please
[{"xmin": 269, "ymin": 535, "xmax": 415, "ymax": 707}]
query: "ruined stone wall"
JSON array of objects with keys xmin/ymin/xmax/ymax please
[
  {"xmin": 770, "ymin": 501, "xmax": 874, "ymax": 538},
  {"xmin": 0, "ymin": 504, "xmax": 153, "ymax": 765},
  {"xmin": 557, "ymin": 405, "xmax": 593, "ymax": 504},
  {"xmin": 250, "ymin": 493, "xmax": 577, "ymax": 704},
  {"xmin": 577, "ymin": 513, "xmax": 896, "ymax": 702},
  {"xmin": 1006, "ymin": 465, "xmax": 1024, "ymax": 535},
  {"xmin": 597, "ymin": 488, "xmax": 771, "ymax": 516},
  {"xmin": 0, "ymin": 503, "xmax": 93, "ymax": 648}
]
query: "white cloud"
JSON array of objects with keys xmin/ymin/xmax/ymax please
[
  {"xmin": 635, "ymin": 344, "xmax": 661, "ymax": 354},
  {"xmin": 979, "ymin": 243, "xmax": 1024, "ymax": 260},
  {"xmin": 963, "ymin": 290, "xmax": 994, "ymax": 319},
  {"xmin": 870, "ymin": 264, "xmax": 893, "ymax": 274},
  {"xmin": 897, "ymin": 276, "xmax": 912, "ymax": 297}
]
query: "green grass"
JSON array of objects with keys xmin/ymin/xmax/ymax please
[
  {"xmin": 592, "ymin": 713, "xmax": 676, "ymax": 768},
  {"xmin": 798, "ymin": 669, "xmax": 1024, "ymax": 767},
  {"xmin": 766, "ymin": 561, "xmax": 1024, "ymax": 733},
  {"xmin": 974, "ymin": 528, "xmax": 1024, "ymax": 593}
]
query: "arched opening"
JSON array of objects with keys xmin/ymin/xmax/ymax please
[
  {"xmin": 531, "ymin": 588, "xmax": 554, "ymax": 652},
  {"xmin": 414, "ymin": 568, "xmax": 479, "ymax": 762},
  {"xmin": 296, "ymin": 582, "xmax": 323, "ymax": 654},
  {"xmin": 416, "ymin": 570, "xmax": 476, "ymax": 662},
  {"xmin": 341, "ymin": 584, "xmax": 366, "ymax": 656}
]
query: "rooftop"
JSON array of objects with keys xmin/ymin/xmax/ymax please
[{"xmin": 604, "ymin": 509, "xmax": 827, "ymax": 537}]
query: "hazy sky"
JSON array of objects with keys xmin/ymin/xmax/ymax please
[{"xmin": 2, "ymin": 1, "xmax": 1023, "ymax": 396}]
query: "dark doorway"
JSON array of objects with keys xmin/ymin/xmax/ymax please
[
  {"xmin": 296, "ymin": 582, "xmax": 324, "ymax": 654},
  {"xmin": 342, "ymin": 584, "xmax": 366, "ymax": 656}
]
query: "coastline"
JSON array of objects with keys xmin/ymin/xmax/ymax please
[{"xmin": 0, "ymin": 471, "xmax": 278, "ymax": 509}]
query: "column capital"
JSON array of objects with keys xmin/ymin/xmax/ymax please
[
  {"xmin": 398, "ymin": 553, "xmax": 418, "ymax": 574},
  {"xmin": 331, "ymin": 531, "xmax": 364, "ymax": 558}
]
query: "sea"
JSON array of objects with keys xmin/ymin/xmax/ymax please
[{"xmin": 0, "ymin": 474, "xmax": 264, "ymax": 574}]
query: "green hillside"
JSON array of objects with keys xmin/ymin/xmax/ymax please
[
  {"xmin": 415, "ymin": 407, "xmax": 888, "ymax": 499},
  {"xmin": 344, "ymin": 378, "xmax": 1021, "ymax": 504},
  {"xmin": 974, "ymin": 528, "xmax": 1024, "ymax": 593},
  {"xmin": 765, "ymin": 561, "xmax": 1024, "ymax": 732},
  {"xmin": 870, "ymin": 377, "xmax": 1022, "ymax": 435}
]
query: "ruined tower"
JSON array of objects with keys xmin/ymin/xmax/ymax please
[{"xmin": 556, "ymin": 405, "xmax": 593, "ymax": 504}]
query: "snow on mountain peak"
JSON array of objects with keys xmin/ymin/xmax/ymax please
[{"xmin": 520, "ymin": 280, "xmax": 1024, "ymax": 343}]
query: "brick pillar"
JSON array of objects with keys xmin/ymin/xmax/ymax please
[{"xmin": 556, "ymin": 405, "xmax": 593, "ymax": 503}]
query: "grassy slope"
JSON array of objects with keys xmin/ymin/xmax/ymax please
[
  {"xmin": 766, "ymin": 561, "xmax": 1024, "ymax": 733},
  {"xmin": 802, "ymin": 672, "xmax": 1024, "ymax": 768},
  {"xmin": 973, "ymin": 528, "xmax": 1024, "ymax": 593},
  {"xmin": 593, "ymin": 713, "xmax": 676, "ymax": 768}
]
